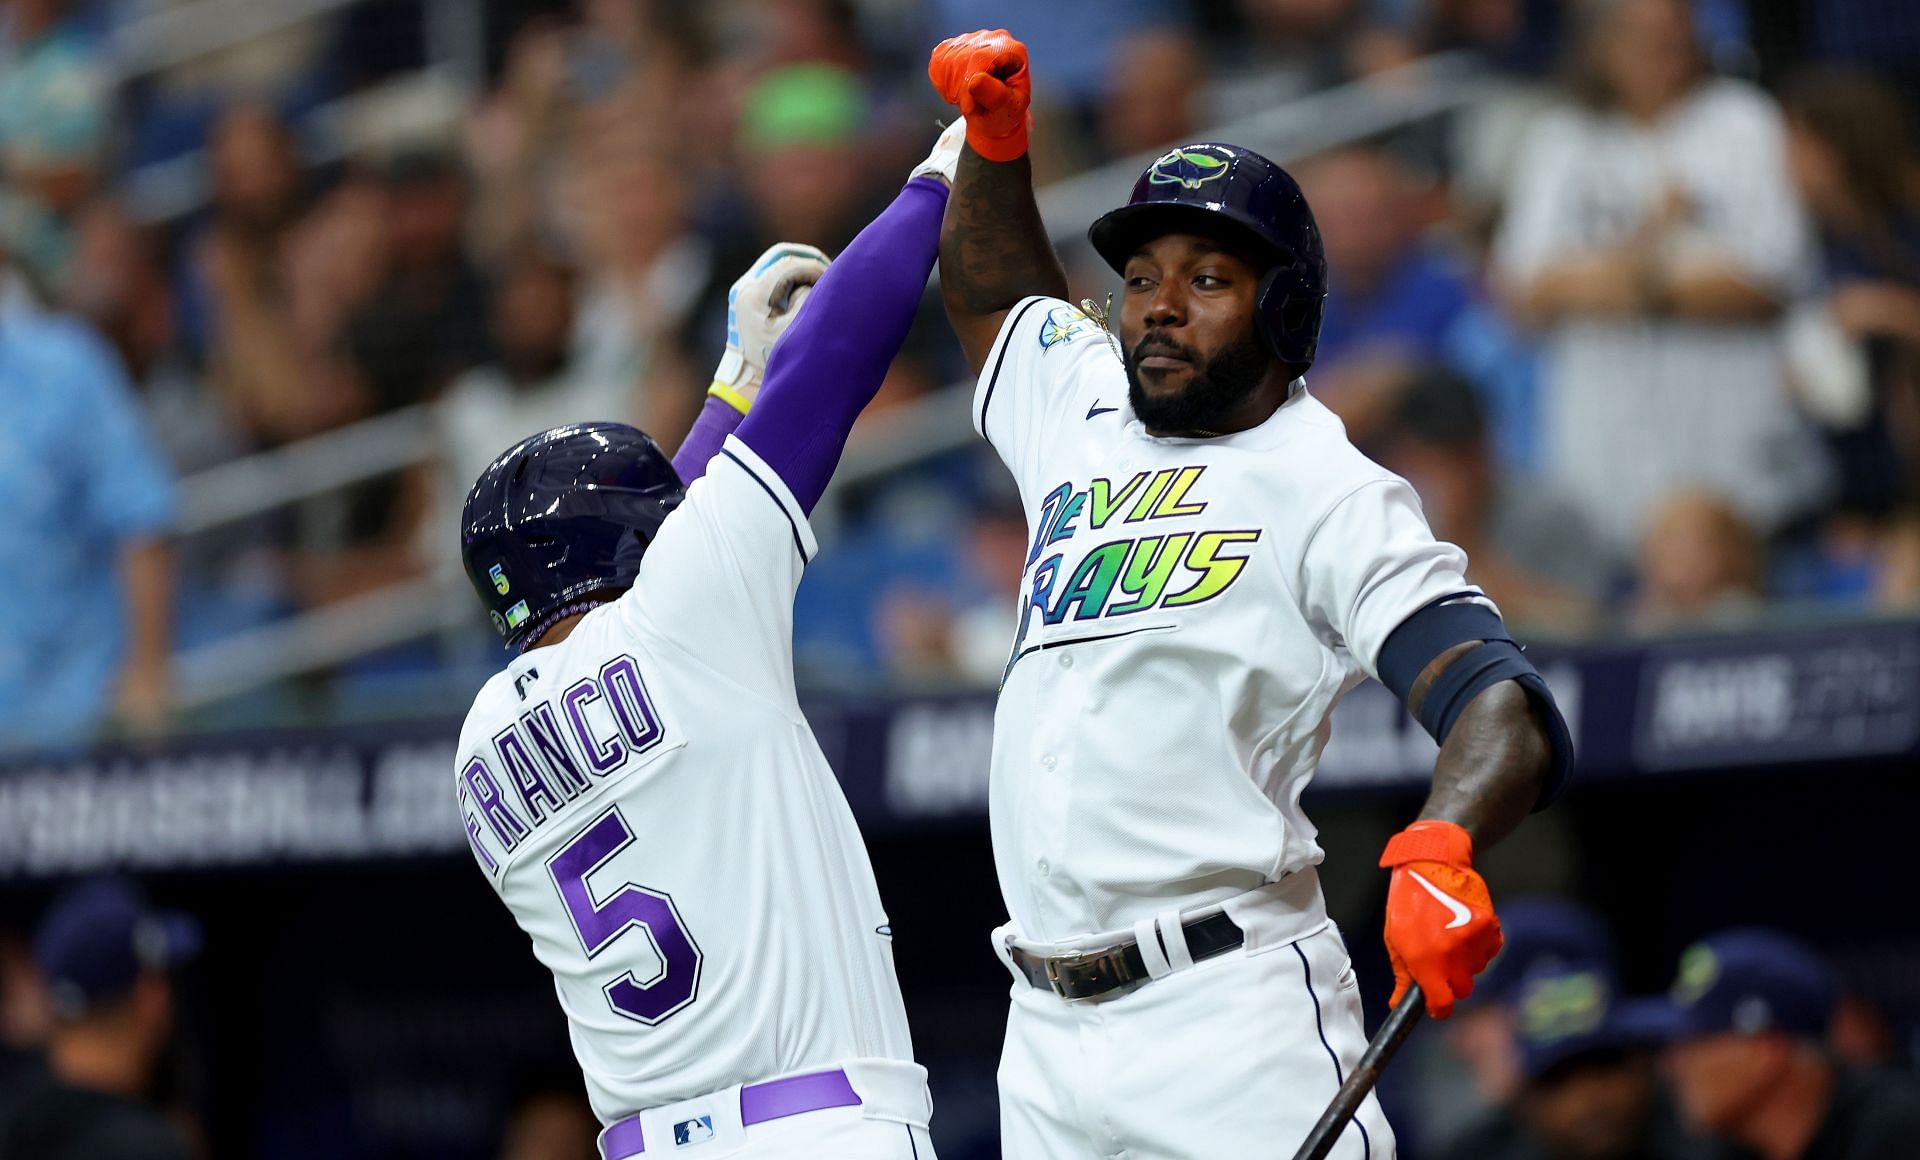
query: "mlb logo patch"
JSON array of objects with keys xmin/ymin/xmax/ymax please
[
  {"xmin": 504, "ymin": 600, "xmax": 530, "ymax": 629},
  {"xmin": 489, "ymin": 564, "xmax": 510, "ymax": 594},
  {"xmin": 673, "ymin": 1115, "xmax": 715, "ymax": 1146}
]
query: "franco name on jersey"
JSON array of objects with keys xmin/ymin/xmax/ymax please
[
  {"xmin": 1020, "ymin": 465, "xmax": 1259, "ymax": 633},
  {"xmin": 457, "ymin": 653, "xmax": 665, "ymax": 872}
]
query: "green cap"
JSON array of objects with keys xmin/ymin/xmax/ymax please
[{"xmin": 740, "ymin": 64, "xmax": 865, "ymax": 154}]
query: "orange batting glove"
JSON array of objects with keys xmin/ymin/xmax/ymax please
[
  {"xmin": 927, "ymin": 29, "xmax": 1032, "ymax": 163},
  {"xmin": 1379, "ymin": 820, "xmax": 1503, "ymax": 1020}
]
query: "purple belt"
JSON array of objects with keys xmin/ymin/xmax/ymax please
[{"xmin": 599, "ymin": 1068, "xmax": 862, "ymax": 1158}]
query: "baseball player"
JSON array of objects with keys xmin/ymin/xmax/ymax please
[
  {"xmin": 927, "ymin": 30, "xmax": 1575, "ymax": 1158},
  {"xmin": 452, "ymin": 124, "xmax": 966, "ymax": 1159}
]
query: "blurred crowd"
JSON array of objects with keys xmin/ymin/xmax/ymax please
[
  {"xmin": 1401, "ymin": 898, "xmax": 1920, "ymax": 1160},
  {"xmin": 3, "ymin": 877, "xmax": 1917, "ymax": 1159},
  {"xmin": 2, "ymin": 0, "xmax": 1920, "ymax": 745}
]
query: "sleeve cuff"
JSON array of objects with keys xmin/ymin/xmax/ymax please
[{"xmin": 719, "ymin": 434, "xmax": 819, "ymax": 563}]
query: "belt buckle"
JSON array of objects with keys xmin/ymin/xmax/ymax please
[{"xmin": 1043, "ymin": 944, "xmax": 1121, "ymax": 1001}]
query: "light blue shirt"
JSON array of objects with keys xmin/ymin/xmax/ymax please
[{"xmin": 0, "ymin": 306, "xmax": 176, "ymax": 749}]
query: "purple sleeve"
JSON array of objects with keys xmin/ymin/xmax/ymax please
[
  {"xmin": 672, "ymin": 395, "xmax": 744, "ymax": 485},
  {"xmin": 735, "ymin": 177, "xmax": 949, "ymax": 512}
]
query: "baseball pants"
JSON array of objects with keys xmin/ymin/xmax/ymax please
[{"xmin": 994, "ymin": 920, "xmax": 1395, "ymax": 1159}]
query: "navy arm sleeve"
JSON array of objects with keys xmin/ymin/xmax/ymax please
[{"xmin": 1377, "ymin": 596, "xmax": 1575, "ymax": 807}]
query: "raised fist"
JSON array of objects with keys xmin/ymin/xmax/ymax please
[{"xmin": 927, "ymin": 29, "xmax": 1032, "ymax": 162}]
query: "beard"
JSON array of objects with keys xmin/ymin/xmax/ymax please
[{"xmin": 1124, "ymin": 326, "xmax": 1273, "ymax": 435}]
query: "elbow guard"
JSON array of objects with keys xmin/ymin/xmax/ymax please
[{"xmin": 1377, "ymin": 597, "xmax": 1575, "ymax": 807}]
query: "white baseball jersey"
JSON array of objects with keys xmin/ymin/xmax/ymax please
[
  {"xmin": 978, "ymin": 297, "xmax": 1477, "ymax": 945},
  {"xmin": 454, "ymin": 435, "xmax": 917, "ymax": 1123}
]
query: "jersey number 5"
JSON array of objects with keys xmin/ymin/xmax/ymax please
[{"xmin": 548, "ymin": 805, "xmax": 703, "ymax": 1024}]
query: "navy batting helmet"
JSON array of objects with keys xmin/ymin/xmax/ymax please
[
  {"xmin": 1088, "ymin": 142, "xmax": 1327, "ymax": 370},
  {"xmin": 460, "ymin": 422, "xmax": 684, "ymax": 650}
]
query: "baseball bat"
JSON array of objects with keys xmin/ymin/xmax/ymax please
[{"xmin": 1288, "ymin": 983, "xmax": 1426, "ymax": 1160}]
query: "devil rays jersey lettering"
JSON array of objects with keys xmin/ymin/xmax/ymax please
[{"xmin": 975, "ymin": 297, "xmax": 1481, "ymax": 944}]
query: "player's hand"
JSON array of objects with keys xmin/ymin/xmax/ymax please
[
  {"xmin": 911, "ymin": 118, "xmax": 968, "ymax": 187},
  {"xmin": 927, "ymin": 29, "xmax": 1032, "ymax": 163},
  {"xmin": 709, "ymin": 243, "xmax": 831, "ymax": 412},
  {"xmin": 1379, "ymin": 820, "xmax": 1502, "ymax": 1020}
]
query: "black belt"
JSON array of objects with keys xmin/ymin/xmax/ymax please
[{"xmin": 1008, "ymin": 912, "xmax": 1244, "ymax": 1001}]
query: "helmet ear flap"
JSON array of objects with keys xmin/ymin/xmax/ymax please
[{"xmin": 1255, "ymin": 265, "xmax": 1325, "ymax": 372}]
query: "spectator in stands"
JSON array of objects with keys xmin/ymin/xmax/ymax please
[
  {"xmin": 564, "ymin": 130, "xmax": 705, "ymax": 449},
  {"xmin": 1414, "ymin": 898, "xmax": 1621, "ymax": 1152},
  {"xmin": 1094, "ymin": 28, "xmax": 1203, "ymax": 161},
  {"xmin": 1416, "ymin": 0, "xmax": 1563, "ymax": 78},
  {"xmin": 0, "ymin": 0, "xmax": 109, "ymax": 285},
  {"xmin": 67, "ymin": 198, "xmax": 279, "ymax": 648},
  {"xmin": 1445, "ymin": 900, "xmax": 1622, "ymax": 1107},
  {"xmin": 1658, "ymin": 929, "xmax": 1920, "ymax": 1160},
  {"xmin": 1441, "ymin": 962, "xmax": 1721, "ymax": 1160},
  {"xmin": 1378, "ymin": 368, "xmax": 1608, "ymax": 632},
  {"xmin": 0, "ymin": 879, "xmax": 199, "ymax": 1160},
  {"xmin": 202, "ymin": 154, "xmax": 381, "ymax": 444},
  {"xmin": 498, "ymin": 1085, "xmax": 598, "ymax": 1160},
  {"xmin": 0, "ymin": 931, "xmax": 50, "ymax": 1092},
  {"xmin": 1212, "ymin": 0, "xmax": 1368, "ymax": 113},
  {"xmin": 1772, "ymin": 70, "xmax": 1920, "ymax": 607},
  {"xmin": 1495, "ymin": 0, "xmax": 1826, "ymax": 559},
  {"xmin": 1628, "ymin": 491, "xmax": 1763, "ymax": 635},
  {"xmin": 470, "ymin": 3, "xmax": 709, "ymax": 263},
  {"xmin": 344, "ymin": 149, "xmax": 491, "ymax": 416},
  {"xmin": 436, "ymin": 244, "xmax": 627, "ymax": 551},
  {"xmin": 465, "ymin": 18, "xmax": 575, "ymax": 269},
  {"xmin": 72, "ymin": 199, "xmax": 250, "ymax": 473},
  {"xmin": 0, "ymin": 239, "xmax": 175, "ymax": 748},
  {"xmin": 681, "ymin": 63, "xmax": 874, "ymax": 407},
  {"xmin": 182, "ymin": 106, "xmax": 307, "ymax": 364},
  {"xmin": 736, "ymin": 64, "xmax": 871, "ymax": 255},
  {"xmin": 1297, "ymin": 148, "xmax": 1480, "ymax": 444},
  {"xmin": 870, "ymin": 490, "xmax": 1031, "ymax": 686}
]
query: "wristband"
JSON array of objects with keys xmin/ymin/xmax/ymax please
[
  {"xmin": 707, "ymin": 380, "xmax": 752, "ymax": 416},
  {"xmin": 1380, "ymin": 820, "xmax": 1475, "ymax": 868},
  {"xmin": 967, "ymin": 116, "xmax": 1029, "ymax": 163}
]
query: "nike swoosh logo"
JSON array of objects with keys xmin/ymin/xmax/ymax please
[
  {"xmin": 1407, "ymin": 870, "xmax": 1472, "ymax": 929},
  {"xmin": 1086, "ymin": 402, "xmax": 1118, "ymax": 419}
]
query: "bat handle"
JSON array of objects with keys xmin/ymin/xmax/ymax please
[{"xmin": 1288, "ymin": 983, "xmax": 1426, "ymax": 1160}]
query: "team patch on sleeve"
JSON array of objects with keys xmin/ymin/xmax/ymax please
[{"xmin": 1037, "ymin": 304, "xmax": 1099, "ymax": 351}]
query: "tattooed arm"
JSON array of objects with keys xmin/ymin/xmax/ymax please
[
  {"xmin": 1408, "ymin": 643, "xmax": 1553, "ymax": 849},
  {"xmin": 940, "ymin": 145, "xmax": 1069, "ymax": 374}
]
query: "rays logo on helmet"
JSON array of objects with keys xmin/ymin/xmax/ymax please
[
  {"xmin": 1673, "ymin": 945, "xmax": 1720, "ymax": 1007},
  {"xmin": 1147, "ymin": 145, "xmax": 1234, "ymax": 190},
  {"xmin": 488, "ymin": 564, "xmax": 510, "ymax": 595},
  {"xmin": 1518, "ymin": 970, "xmax": 1608, "ymax": 1043}
]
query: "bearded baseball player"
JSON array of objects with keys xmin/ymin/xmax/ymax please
[
  {"xmin": 452, "ymin": 124, "xmax": 967, "ymax": 1159},
  {"xmin": 928, "ymin": 30, "xmax": 1575, "ymax": 1158}
]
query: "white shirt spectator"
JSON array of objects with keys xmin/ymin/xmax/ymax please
[{"xmin": 1495, "ymin": 79, "xmax": 1829, "ymax": 554}]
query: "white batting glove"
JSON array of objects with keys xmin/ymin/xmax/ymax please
[
  {"xmin": 910, "ymin": 118, "xmax": 967, "ymax": 187},
  {"xmin": 709, "ymin": 242, "xmax": 831, "ymax": 413}
]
